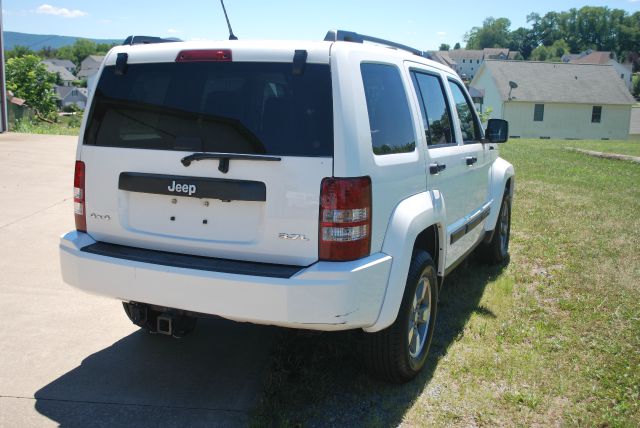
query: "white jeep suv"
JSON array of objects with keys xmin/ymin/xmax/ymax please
[{"xmin": 60, "ymin": 30, "xmax": 514, "ymax": 382}]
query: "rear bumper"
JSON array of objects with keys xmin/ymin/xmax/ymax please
[{"xmin": 59, "ymin": 231, "xmax": 392, "ymax": 331}]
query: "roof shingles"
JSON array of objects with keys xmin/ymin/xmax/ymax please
[{"xmin": 479, "ymin": 60, "xmax": 635, "ymax": 105}]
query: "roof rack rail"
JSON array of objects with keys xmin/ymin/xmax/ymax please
[
  {"xmin": 122, "ymin": 36, "xmax": 182, "ymax": 46},
  {"xmin": 324, "ymin": 29, "xmax": 427, "ymax": 58}
]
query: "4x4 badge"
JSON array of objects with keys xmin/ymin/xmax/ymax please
[{"xmin": 90, "ymin": 213, "xmax": 111, "ymax": 220}]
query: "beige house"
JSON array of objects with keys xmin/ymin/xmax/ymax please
[{"xmin": 470, "ymin": 61, "xmax": 635, "ymax": 140}]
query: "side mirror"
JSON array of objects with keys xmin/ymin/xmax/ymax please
[{"xmin": 485, "ymin": 119, "xmax": 509, "ymax": 143}]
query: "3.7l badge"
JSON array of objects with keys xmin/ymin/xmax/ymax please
[{"xmin": 279, "ymin": 233, "xmax": 309, "ymax": 241}]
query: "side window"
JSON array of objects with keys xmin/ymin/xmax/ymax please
[
  {"xmin": 534, "ymin": 104, "xmax": 544, "ymax": 122},
  {"xmin": 448, "ymin": 80, "xmax": 481, "ymax": 143},
  {"xmin": 411, "ymin": 71, "xmax": 454, "ymax": 146},
  {"xmin": 360, "ymin": 63, "xmax": 415, "ymax": 155},
  {"xmin": 591, "ymin": 106, "xmax": 602, "ymax": 123}
]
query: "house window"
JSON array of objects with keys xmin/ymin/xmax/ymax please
[
  {"xmin": 477, "ymin": 60, "xmax": 479, "ymax": 64},
  {"xmin": 621, "ymin": 74, "xmax": 624, "ymax": 79},
  {"xmin": 72, "ymin": 90, "xmax": 78, "ymax": 96},
  {"xmin": 462, "ymin": 59, "xmax": 466, "ymax": 63},
  {"xmin": 591, "ymin": 106, "xmax": 602, "ymax": 123},
  {"xmin": 534, "ymin": 104, "xmax": 544, "ymax": 122}
]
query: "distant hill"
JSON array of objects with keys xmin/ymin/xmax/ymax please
[{"xmin": 3, "ymin": 31, "xmax": 122, "ymax": 51}]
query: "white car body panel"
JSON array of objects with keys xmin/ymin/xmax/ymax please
[
  {"xmin": 81, "ymin": 146, "xmax": 332, "ymax": 265},
  {"xmin": 366, "ymin": 191, "xmax": 446, "ymax": 332},
  {"xmin": 60, "ymin": 231, "xmax": 391, "ymax": 330},
  {"xmin": 60, "ymin": 37, "xmax": 514, "ymax": 333}
]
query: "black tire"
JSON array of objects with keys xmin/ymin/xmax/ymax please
[
  {"xmin": 480, "ymin": 191, "xmax": 511, "ymax": 265},
  {"xmin": 363, "ymin": 250, "xmax": 438, "ymax": 383}
]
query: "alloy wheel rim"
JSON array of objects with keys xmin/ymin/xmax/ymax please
[{"xmin": 408, "ymin": 276, "xmax": 431, "ymax": 358}]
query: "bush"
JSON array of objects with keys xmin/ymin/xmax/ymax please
[
  {"xmin": 632, "ymin": 73, "xmax": 640, "ymax": 99},
  {"xmin": 11, "ymin": 118, "xmax": 80, "ymax": 136}
]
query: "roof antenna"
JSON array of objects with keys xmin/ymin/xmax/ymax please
[{"xmin": 220, "ymin": 0, "xmax": 238, "ymax": 40}]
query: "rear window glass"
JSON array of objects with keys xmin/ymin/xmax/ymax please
[
  {"xmin": 84, "ymin": 62, "xmax": 333, "ymax": 157},
  {"xmin": 360, "ymin": 63, "xmax": 415, "ymax": 155}
]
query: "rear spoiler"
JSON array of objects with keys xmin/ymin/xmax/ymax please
[{"xmin": 123, "ymin": 35, "xmax": 182, "ymax": 46}]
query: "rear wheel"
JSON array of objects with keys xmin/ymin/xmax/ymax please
[
  {"xmin": 363, "ymin": 251, "xmax": 438, "ymax": 383},
  {"xmin": 480, "ymin": 190, "xmax": 511, "ymax": 264}
]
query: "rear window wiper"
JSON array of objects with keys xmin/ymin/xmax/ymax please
[{"xmin": 181, "ymin": 152, "xmax": 281, "ymax": 174}]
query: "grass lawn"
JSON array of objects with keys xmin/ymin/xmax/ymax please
[
  {"xmin": 10, "ymin": 117, "xmax": 82, "ymax": 136},
  {"xmin": 253, "ymin": 139, "xmax": 640, "ymax": 427}
]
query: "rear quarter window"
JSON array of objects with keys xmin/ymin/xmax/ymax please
[{"xmin": 360, "ymin": 63, "xmax": 415, "ymax": 155}]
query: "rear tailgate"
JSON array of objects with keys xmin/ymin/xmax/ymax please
[{"xmin": 80, "ymin": 42, "xmax": 333, "ymax": 266}]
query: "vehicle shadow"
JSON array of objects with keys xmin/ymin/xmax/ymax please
[
  {"xmin": 255, "ymin": 258, "xmax": 507, "ymax": 427},
  {"xmin": 34, "ymin": 318, "xmax": 277, "ymax": 428}
]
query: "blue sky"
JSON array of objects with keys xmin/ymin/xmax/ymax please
[{"xmin": 3, "ymin": 0, "xmax": 639, "ymax": 50}]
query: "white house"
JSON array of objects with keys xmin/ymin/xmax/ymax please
[
  {"xmin": 77, "ymin": 55, "xmax": 104, "ymax": 79},
  {"xmin": 42, "ymin": 62, "xmax": 76, "ymax": 87},
  {"xmin": 447, "ymin": 48, "xmax": 517, "ymax": 81},
  {"xmin": 76, "ymin": 55, "xmax": 105, "ymax": 95},
  {"xmin": 427, "ymin": 50, "xmax": 457, "ymax": 71},
  {"xmin": 570, "ymin": 51, "xmax": 633, "ymax": 92},
  {"xmin": 55, "ymin": 86, "xmax": 88, "ymax": 110},
  {"xmin": 470, "ymin": 60, "xmax": 635, "ymax": 140},
  {"xmin": 42, "ymin": 59, "xmax": 76, "ymax": 75}
]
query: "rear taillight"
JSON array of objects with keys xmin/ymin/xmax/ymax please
[
  {"xmin": 73, "ymin": 160, "xmax": 86, "ymax": 232},
  {"xmin": 175, "ymin": 49, "xmax": 232, "ymax": 62},
  {"xmin": 319, "ymin": 177, "xmax": 372, "ymax": 261}
]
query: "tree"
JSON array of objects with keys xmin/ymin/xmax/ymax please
[
  {"xmin": 5, "ymin": 55, "xmax": 58, "ymax": 119},
  {"xmin": 530, "ymin": 39, "xmax": 570, "ymax": 62},
  {"xmin": 453, "ymin": 42, "xmax": 461, "ymax": 50},
  {"xmin": 465, "ymin": 17, "xmax": 512, "ymax": 49},
  {"xmin": 530, "ymin": 45, "xmax": 549, "ymax": 61},
  {"xmin": 5, "ymin": 45, "xmax": 34, "ymax": 60},
  {"xmin": 54, "ymin": 39, "xmax": 117, "ymax": 67},
  {"xmin": 549, "ymin": 39, "xmax": 570, "ymax": 59},
  {"xmin": 37, "ymin": 46, "xmax": 58, "ymax": 59},
  {"xmin": 439, "ymin": 43, "xmax": 450, "ymax": 51},
  {"xmin": 461, "ymin": 8, "xmax": 640, "ymax": 68},
  {"xmin": 508, "ymin": 27, "xmax": 537, "ymax": 59},
  {"xmin": 527, "ymin": 11, "xmax": 562, "ymax": 47}
]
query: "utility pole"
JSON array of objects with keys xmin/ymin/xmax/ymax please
[{"xmin": 0, "ymin": 0, "xmax": 7, "ymax": 132}]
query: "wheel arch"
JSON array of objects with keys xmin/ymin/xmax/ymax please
[
  {"xmin": 364, "ymin": 191, "xmax": 446, "ymax": 333},
  {"xmin": 413, "ymin": 224, "xmax": 442, "ymax": 279},
  {"xmin": 484, "ymin": 157, "xmax": 515, "ymax": 233}
]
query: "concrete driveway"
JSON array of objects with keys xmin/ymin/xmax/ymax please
[{"xmin": 0, "ymin": 133, "xmax": 275, "ymax": 427}]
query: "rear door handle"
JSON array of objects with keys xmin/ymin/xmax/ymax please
[
  {"xmin": 429, "ymin": 163, "xmax": 446, "ymax": 175},
  {"xmin": 466, "ymin": 156, "xmax": 478, "ymax": 166}
]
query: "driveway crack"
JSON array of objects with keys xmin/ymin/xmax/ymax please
[
  {"xmin": 0, "ymin": 394, "xmax": 249, "ymax": 414},
  {"xmin": 0, "ymin": 198, "xmax": 71, "ymax": 230}
]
